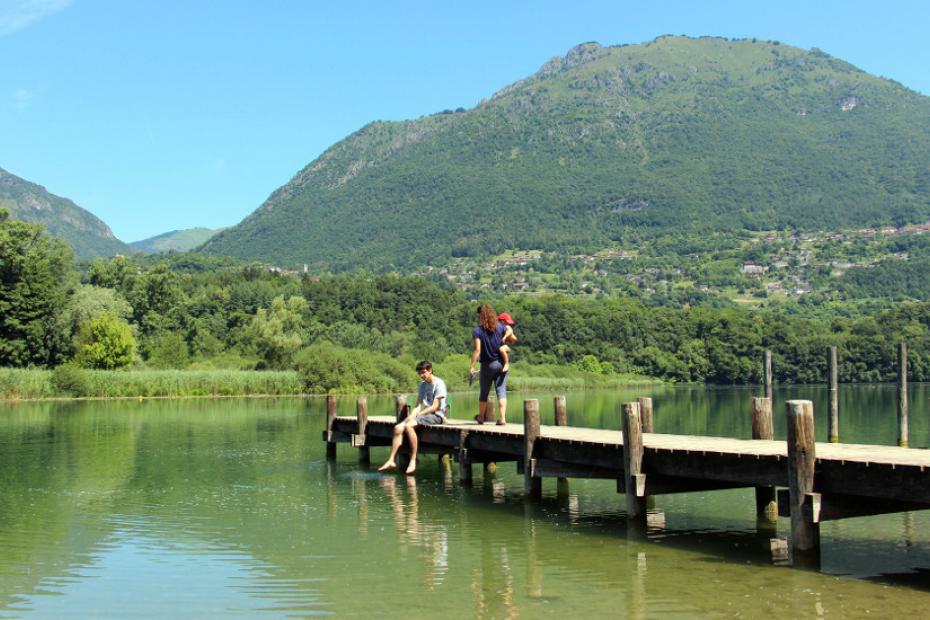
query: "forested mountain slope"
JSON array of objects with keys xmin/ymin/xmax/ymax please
[
  {"xmin": 0, "ymin": 167, "xmax": 130, "ymax": 258},
  {"xmin": 203, "ymin": 36, "xmax": 930, "ymax": 271}
]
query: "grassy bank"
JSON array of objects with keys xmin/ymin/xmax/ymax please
[
  {"xmin": 0, "ymin": 367, "xmax": 303, "ymax": 400},
  {"xmin": 1, "ymin": 358, "xmax": 659, "ymax": 401}
]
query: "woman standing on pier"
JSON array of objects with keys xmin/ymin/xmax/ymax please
[{"xmin": 469, "ymin": 304, "xmax": 511, "ymax": 425}]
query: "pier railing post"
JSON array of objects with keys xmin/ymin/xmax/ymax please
[
  {"xmin": 554, "ymin": 396, "xmax": 569, "ymax": 496},
  {"xmin": 829, "ymin": 346, "xmax": 839, "ymax": 443},
  {"xmin": 524, "ymin": 399, "xmax": 542, "ymax": 499},
  {"xmin": 395, "ymin": 395, "xmax": 409, "ymax": 468},
  {"xmin": 751, "ymin": 397, "xmax": 777, "ymax": 522},
  {"xmin": 356, "ymin": 396, "xmax": 369, "ymax": 465},
  {"xmin": 898, "ymin": 341, "xmax": 909, "ymax": 448},
  {"xmin": 786, "ymin": 400, "xmax": 819, "ymax": 559},
  {"xmin": 326, "ymin": 395, "xmax": 337, "ymax": 460},
  {"xmin": 622, "ymin": 402, "xmax": 646, "ymax": 522},
  {"xmin": 637, "ymin": 397, "xmax": 654, "ymax": 434},
  {"xmin": 764, "ymin": 349, "xmax": 773, "ymax": 400}
]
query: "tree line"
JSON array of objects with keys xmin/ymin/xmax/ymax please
[{"xmin": 3, "ymin": 208, "xmax": 930, "ymax": 386}]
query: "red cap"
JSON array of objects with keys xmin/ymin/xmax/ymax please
[{"xmin": 498, "ymin": 312, "xmax": 516, "ymax": 326}]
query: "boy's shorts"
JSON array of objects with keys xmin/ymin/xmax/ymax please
[{"xmin": 416, "ymin": 413, "xmax": 445, "ymax": 426}]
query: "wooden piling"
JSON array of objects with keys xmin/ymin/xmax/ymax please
[
  {"xmin": 898, "ymin": 341, "xmax": 909, "ymax": 448},
  {"xmin": 637, "ymin": 397, "xmax": 654, "ymax": 433},
  {"xmin": 356, "ymin": 396, "xmax": 369, "ymax": 465},
  {"xmin": 764, "ymin": 349, "xmax": 773, "ymax": 400},
  {"xmin": 395, "ymin": 394, "xmax": 408, "ymax": 423},
  {"xmin": 524, "ymin": 399, "xmax": 542, "ymax": 498},
  {"xmin": 622, "ymin": 402, "xmax": 646, "ymax": 521},
  {"xmin": 326, "ymin": 395, "xmax": 337, "ymax": 460},
  {"xmin": 458, "ymin": 430, "xmax": 472, "ymax": 485},
  {"xmin": 828, "ymin": 346, "xmax": 839, "ymax": 443},
  {"xmin": 751, "ymin": 397, "xmax": 777, "ymax": 521},
  {"xmin": 786, "ymin": 400, "xmax": 819, "ymax": 557},
  {"xmin": 554, "ymin": 396, "xmax": 569, "ymax": 496},
  {"xmin": 394, "ymin": 395, "xmax": 409, "ymax": 468}
]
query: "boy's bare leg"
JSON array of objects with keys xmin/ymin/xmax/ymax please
[
  {"xmin": 405, "ymin": 421, "xmax": 419, "ymax": 474},
  {"xmin": 378, "ymin": 422, "xmax": 406, "ymax": 471}
]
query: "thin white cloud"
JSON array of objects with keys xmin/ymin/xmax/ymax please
[
  {"xmin": 0, "ymin": 0, "xmax": 73, "ymax": 37},
  {"xmin": 13, "ymin": 88, "xmax": 32, "ymax": 109}
]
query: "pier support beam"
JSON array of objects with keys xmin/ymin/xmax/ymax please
[
  {"xmin": 751, "ymin": 397, "xmax": 777, "ymax": 522},
  {"xmin": 786, "ymin": 400, "xmax": 819, "ymax": 562},
  {"xmin": 326, "ymin": 395, "xmax": 337, "ymax": 460},
  {"xmin": 458, "ymin": 430, "xmax": 473, "ymax": 485},
  {"xmin": 395, "ymin": 395, "xmax": 409, "ymax": 469},
  {"xmin": 554, "ymin": 396, "xmax": 569, "ymax": 496},
  {"xmin": 622, "ymin": 402, "xmax": 646, "ymax": 523},
  {"xmin": 828, "ymin": 346, "xmax": 839, "ymax": 443},
  {"xmin": 356, "ymin": 396, "xmax": 369, "ymax": 465},
  {"xmin": 524, "ymin": 399, "xmax": 542, "ymax": 498}
]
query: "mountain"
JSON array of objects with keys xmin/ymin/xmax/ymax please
[
  {"xmin": 130, "ymin": 228, "xmax": 223, "ymax": 254},
  {"xmin": 0, "ymin": 167, "xmax": 131, "ymax": 259},
  {"xmin": 202, "ymin": 36, "xmax": 930, "ymax": 271}
]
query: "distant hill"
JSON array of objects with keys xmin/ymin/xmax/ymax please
[
  {"xmin": 203, "ymin": 36, "xmax": 930, "ymax": 271},
  {"xmin": 0, "ymin": 167, "xmax": 131, "ymax": 259},
  {"xmin": 130, "ymin": 228, "xmax": 223, "ymax": 254}
]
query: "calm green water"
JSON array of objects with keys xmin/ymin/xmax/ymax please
[{"xmin": 2, "ymin": 385, "xmax": 930, "ymax": 618}]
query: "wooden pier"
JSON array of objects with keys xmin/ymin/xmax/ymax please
[{"xmin": 323, "ymin": 395, "xmax": 930, "ymax": 566}]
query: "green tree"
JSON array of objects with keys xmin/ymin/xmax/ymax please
[
  {"xmin": 74, "ymin": 312, "xmax": 137, "ymax": 369},
  {"xmin": 0, "ymin": 209, "xmax": 75, "ymax": 367},
  {"xmin": 249, "ymin": 295, "xmax": 308, "ymax": 369}
]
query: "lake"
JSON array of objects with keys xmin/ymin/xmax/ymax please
[{"xmin": 2, "ymin": 385, "xmax": 930, "ymax": 618}]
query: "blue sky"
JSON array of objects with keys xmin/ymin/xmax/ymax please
[{"xmin": 2, "ymin": 0, "xmax": 928, "ymax": 243}]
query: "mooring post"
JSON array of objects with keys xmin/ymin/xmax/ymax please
[
  {"xmin": 786, "ymin": 400, "xmax": 819, "ymax": 560},
  {"xmin": 356, "ymin": 396, "xmax": 369, "ymax": 465},
  {"xmin": 751, "ymin": 396, "xmax": 777, "ymax": 521},
  {"xmin": 622, "ymin": 402, "xmax": 646, "ymax": 522},
  {"xmin": 898, "ymin": 341, "xmax": 909, "ymax": 448},
  {"xmin": 764, "ymin": 349, "xmax": 773, "ymax": 400},
  {"xmin": 554, "ymin": 395, "xmax": 569, "ymax": 496},
  {"xmin": 524, "ymin": 399, "xmax": 542, "ymax": 498},
  {"xmin": 828, "ymin": 346, "xmax": 839, "ymax": 443},
  {"xmin": 637, "ymin": 397, "xmax": 654, "ymax": 433},
  {"xmin": 326, "ymin": 394, "xmax": 337, "ymax": 460}
]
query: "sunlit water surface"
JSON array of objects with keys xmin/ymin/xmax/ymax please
[{"xmin": 2, "ymin": 385, "xmax": 930, "ymax": 618}]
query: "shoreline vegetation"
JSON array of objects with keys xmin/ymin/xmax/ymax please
[{"xmin": 0, "ymin": 359, "xmax": 659, "ymax": 402}]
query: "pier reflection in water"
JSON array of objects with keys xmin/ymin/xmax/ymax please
[{"xmin": 1, "ymin": 390, "xmax": 930, "ymax": 617}]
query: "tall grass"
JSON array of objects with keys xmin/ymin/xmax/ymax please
[{"xmin": 1, "ymin": 367, "xmax": 302, "ymax": 400}]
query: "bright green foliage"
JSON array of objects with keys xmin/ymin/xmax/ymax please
[
  {"xmin": 60, "ymin": 284, "xmax": 133, "ymax": 351},
  {"xmin": 203, "ymin": 37, "xmax": 930, "ymax": 272},
  {"xmin": 145, "ymin": 332, "xmax": 190, "ymax": 369},
  {"xmin": 294, "ymin": 342, "xmax": 411, "ymax": 393},
  {"xmin": 0, "ymin": 209, "xmax": 76, "ymax": 367},
  {"xmin": 250, "ymin": 295, "xmax": 308, "ymax": 369},
  {"xmin": 74, "ymin": 312, "xmax": 137, "ymax": 370}
]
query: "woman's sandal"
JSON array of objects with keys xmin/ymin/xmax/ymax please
[
  {"xmin": 474, "ymin": 415, "xmax": 484, "ymax": 424},
  {"xmin": 496, "ymin": 420, "xmax": 506, "ymax": 426}
]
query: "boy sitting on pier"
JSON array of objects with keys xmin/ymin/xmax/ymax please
[{"xmin": 378, "ymin": 360, "xmax": 449, "ymax": 475}]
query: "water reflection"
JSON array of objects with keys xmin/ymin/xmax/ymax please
[{"xmin": 3, "ymin": 391, "xmax": 930, "ymax": 617}]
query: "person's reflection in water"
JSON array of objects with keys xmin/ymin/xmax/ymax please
[
  {"xmin": 471, "ymin": 536, "xmax": 519, "ymax": 620},
  {"xmin": 379, "ymin": 475, "xmax": 449, "ymax": 591}
]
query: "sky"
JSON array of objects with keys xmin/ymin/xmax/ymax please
[{"xmin": 2, "ymin": 0, "xmax": 929, "ymax": 243}]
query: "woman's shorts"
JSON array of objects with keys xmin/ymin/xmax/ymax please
[{"xmin": 479, "ymin": 361, "xmax": 508, "ymax": 401}]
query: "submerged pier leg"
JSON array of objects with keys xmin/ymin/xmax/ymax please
[
  {"xmin": 524, "ymin": 399, "xmax": 542, "ymax": 499},
  {"xmin": 458, "ymin": 430, "xmax": 473, "ymax": 485},
  {"xmin": 554, "ymin": 396, "xmax": 569, "ymax": 497},
  {"xmin": 622, "ymin": 402, "xmax": 646, "ymax": 524},
  {"xmin": 751, "ymin": 396, "xmax": 777, "ymax": 523},
  {"xmin": 898, "ymin": 341, "xmax": 909, "ymax": 447},
  {"xmin": 786, "ymin": 400, "xmax": 820, "ymax": 564},
  {"xmin": 326, "ymin": 395, "xmax": 337, "ymax": 460},
  {"xmin": 395, "ymin": 395, "xmax": 409, "ymax": 470},
  {"xmin": 637, "ymin": 397, "xmax": 656, "ymax": 510},
  {"xmin": 356, "ymin": 396, "xmax": 369, "ymax": 465}
]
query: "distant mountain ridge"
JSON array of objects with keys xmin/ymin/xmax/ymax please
[
  {"xmin": 130, "ymin": 228, "xmax": 223, "ymax": 254},
  {"xmin": 0, "ymin": 167, "xmax": 131, "ymax": 258},
  {"xmin": 202, "ymin": 36, "xmax": 930, "ymax": 271}
]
